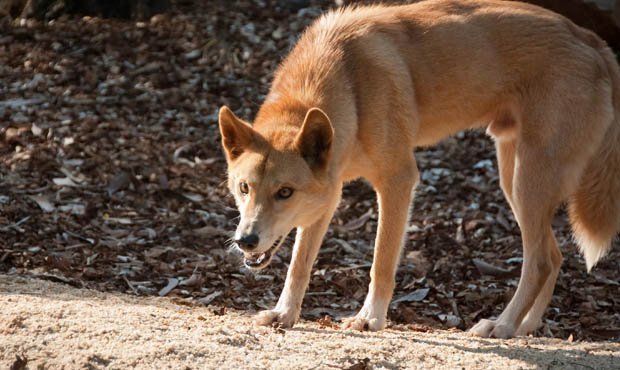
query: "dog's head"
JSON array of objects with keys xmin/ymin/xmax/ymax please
[{"xmin": 218, "ymin": 105, "xmax": 334, "ymax": 269}]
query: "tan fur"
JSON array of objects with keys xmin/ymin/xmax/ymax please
[{"xmin": 219, "ymin": 0, "xmax": 620, "ymax": 338}]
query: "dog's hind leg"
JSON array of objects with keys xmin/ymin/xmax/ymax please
[
  {"xmin": 476, "ymin": 68, "xmax": 614, "ymax": 337},
  {"xmin": 494, "ymin": 137, "xmax": 517, "ymax": 216},
  {"xmin": 516, "ymin": 238, "xmax": 563, "ymax": 336},
  {"xmin": 342, "ymin": 155, "xmax": 419, "ymax": 331},
  {"xmin": 470, "ymin": 141, "xmax": 564, "ymax": 338},
  {"xmin": 493, "ymin": 137, "xmax": 564, "ymax": 336}
]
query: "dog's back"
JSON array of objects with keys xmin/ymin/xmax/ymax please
[{"xmin": 262, "ymin": 1, "xmax": 620, "ymax": 268}]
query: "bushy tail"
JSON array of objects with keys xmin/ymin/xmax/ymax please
[{"xmin": 568, "ymin": 45, "xmax": 620, "ymax": 271}]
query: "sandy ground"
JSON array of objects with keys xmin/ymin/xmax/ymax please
[{"xmin": 0, "ymin": 275, "xmax": 618, "ymax": 370}]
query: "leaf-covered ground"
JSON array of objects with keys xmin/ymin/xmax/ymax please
[{"xmin": 0, "ymin": 0, "xmax": 618, "ymax": 345}]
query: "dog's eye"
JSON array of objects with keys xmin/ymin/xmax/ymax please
[
  {"xmin": 276, "ymin": 187, "xmax": 293, "ymax": 199},
  {"xmin": 239, "ymin": 182, "xmax": 249, "ymax": 195}
]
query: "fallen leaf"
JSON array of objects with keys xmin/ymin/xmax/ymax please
[
  {"xmin": 52, "ymin": 177, "xmax": 79, "ymax": 187},
  {"xmin": 472, "ymin": 258, "xmax": 520, "ymax": 278},
  {"xmin": 339, "ymin": 209, "xmax": 372, "ymax": 232},
  {"xmin": 392, "ymin": 288, "xmax": 430, "ymax": 304},
  {"xmin": 198, "ymin": 291, "xmax": 222, "ymax": 305},
  {"xmin": 181, "ymin": 192, "xmax": 204, "ymax": 202},
  {"xmin": 145, "ymin": 246, "xmax": 175, "ymax": 260},
  {"xmin": 107, "ymin": 171, "xmax": 133, "ymax": 196},
  {"xmin": 158, "ymin": 278, "xmax": 179, "ymax": 296},
  {"xmin": 28, "ymin": 195, "xmax": 55, "ymax": 212},
  {"xmin": 105, "ymin": 217, "xmax": 133, "ymax": 225},
  {"xmin": 58, "ymin": 203, "xmax": 86, "ymax": 215},
  {"xmin": 179, "ymin": 271, "xmax": 203, "ymax": 288},
  {"xmin": 193, "ymin": 226, "xmax": 225, "ymax": 237},
  {"xmin": 327, "ymin": 238, "xmax": 366, "ymax": 258}
]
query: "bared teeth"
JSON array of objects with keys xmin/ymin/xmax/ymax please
[
  {"xmin": 243, "ymin": 235, "xmax": 284, "ymax": 268},
  {"xmin": 245, "ymin": 252, "xmax": 267, "ymax": 266}
]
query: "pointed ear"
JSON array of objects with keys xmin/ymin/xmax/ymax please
[
  {"xmin": 219, "ymin": 106, "xmax": 255, "ymax": 161},
  {"xmin": 294, "ymin": 108, "xmax": 334, "ymax": 170}
]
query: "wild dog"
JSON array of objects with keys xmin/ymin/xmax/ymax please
[{"xmin": 218, "ymin": 0, "xmax": 620, "ymax": 338}]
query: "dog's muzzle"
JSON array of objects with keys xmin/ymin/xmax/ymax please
[{"xmin": 243, "ymin": 236, "xmax": 284, "ymax": 269}]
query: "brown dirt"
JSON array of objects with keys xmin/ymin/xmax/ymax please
[{"xmin": 1, "ymin": 275, "xmax": 618, "ymax": 370}]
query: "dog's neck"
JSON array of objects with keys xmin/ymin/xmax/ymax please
[{"xmin": 254, "ymin": 94, "xmax": 313, "ymax": 132}]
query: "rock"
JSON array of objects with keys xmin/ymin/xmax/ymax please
[{"xmin": 439, "ymin": 314, "xmax": 463, "ymax": 328}]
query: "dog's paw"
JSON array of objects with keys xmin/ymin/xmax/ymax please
[
  {"xmin": 254, "ymin": 308, "xmax": 298, "ymax": 328},
  {"xmin": 341, "ymin": 315, "xmax": 386, "ymax": 331},
  {"xmin": 469, "ymin": 319, "xmax": 516, "ymax": 338},
  {"xmin": 515, "ymin": 318, "xmax": 542, "ymax": 336}
]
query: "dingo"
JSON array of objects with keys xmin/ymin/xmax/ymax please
[{"xmin": 218, "ymin": 0, "xmax": 620, "ymax": 338}]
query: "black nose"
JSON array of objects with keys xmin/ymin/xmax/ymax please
[{"xmin": 235, "ymin": 234, "xmax": 259, "ymax": 251}]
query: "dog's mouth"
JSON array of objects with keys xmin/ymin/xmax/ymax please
[{"xmin": 243, "ymin": 236, "xmax": 284, "ymax": 270}]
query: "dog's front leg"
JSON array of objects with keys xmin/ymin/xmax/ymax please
[
  {"xmin": 254, "ymin": 191, "xmax": 341, "ymax": 328},
  {"xmin": 343, "ymin": 162, "xmax": 419, "ymax": 331}
]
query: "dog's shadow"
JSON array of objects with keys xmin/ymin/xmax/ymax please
[
  {"xmin": 290, "ymin": 324, "xmax": 618, "ymax": 369},
  {"xmin": 415, "ymin": 336, "xmax": 617, "ymax": 369}
]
